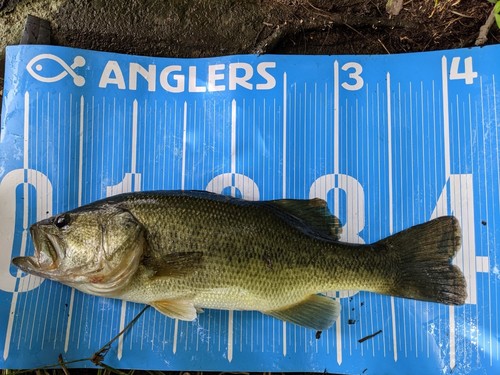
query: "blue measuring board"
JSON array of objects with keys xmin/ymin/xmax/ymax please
[{"xmin": 0, "ymin": 45, "xmax": 499, "ymax": 374}]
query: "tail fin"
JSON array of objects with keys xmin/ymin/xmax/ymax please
[{"xmin": 376, "ymin": 216, "xmax": 467, "ymax": 305}]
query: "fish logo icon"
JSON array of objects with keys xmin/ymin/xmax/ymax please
[{"xmin": 26, "ymin": 54, "xmax": 86, "ymax": 86}]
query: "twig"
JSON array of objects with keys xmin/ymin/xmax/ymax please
[
  {"xmin": 449, "ymin": 10, "xmax": 475, "ymax": 19},
  {"xmin": 377, "ymin": 38, "xmax": 391, "ymax": 54},
  {"xmin": 475, "ymin": 5, "xmax": 497, "ymax": 46},
  {"xmin": 98, "ymin": 363, "xmax": 131, "ymax": 375},
  {"xmin": 91, "ymin": 305, "xmax": 150, "ymax": 366},
  {"xmin": 358, "ymin": 329, "xmax": 383, "ymax": 343},
  {"xmin": 253, "ymin": 24, "xmax": 266, "ymax": 48},
  {"xmin": 13, "ymin": 305, "xmax": 150, "ymax": 373},
  {"xmin": 12, "ymin": 357, "xmax": 89, "ymax": 374},
  {"xmin": 252, "ymin": 6, "xmax": 403, "ymax": 54},
  {"xmin": 305, "ymin": 0, "xmax": 327, "ymax": 14},
  {"xmin": 303, "ymin": 5, "xmax": 402, "ymax": 29},
  {"xmin": 343, "ymin": 22, "xmax": 364, "ymax": 38},
  {"xmin": 58, "ymin": 355, "xmax": 70, "ymax": 375},
  {"xmin": 253, "ymin": 22, "xmax": 291, "ymax": 55}
]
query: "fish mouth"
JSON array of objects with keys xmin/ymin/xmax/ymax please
[
  {"xmin": 11, "ymin": 255, "xmax": 49, "ymax": 278},
  {"xmin": 11, "ymin": 225, "xmax": 61, "ymax": 278},
  {"xmin": 32, "ymin": 225, "xmax": 63, "ymax": 265}
]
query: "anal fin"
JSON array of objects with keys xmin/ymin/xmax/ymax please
[
  {"xmin": 264, "ymin": 294, "xmax": 340, "ymax": 331},
  {"xmin": 151, "ymin": 299, "xmax": 197, "ymax": 321}
]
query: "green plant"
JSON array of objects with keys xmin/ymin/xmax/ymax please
[{"xmin": 489, "ymin": 0, "xmax": 500, "ymax": 28}]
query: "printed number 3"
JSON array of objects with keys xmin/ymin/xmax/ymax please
[{"xmin": 341, "ymin": 62, "xmax": 364, "ymax": 91}]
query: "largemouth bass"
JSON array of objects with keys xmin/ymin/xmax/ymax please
[{"xmin": 12, "ymin": 190, "xmax": 466, "ymax": 331}]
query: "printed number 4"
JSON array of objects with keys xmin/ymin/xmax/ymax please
[{"xmin": 450, "ymin": 57, "xmax": 478, "ymax": 85}]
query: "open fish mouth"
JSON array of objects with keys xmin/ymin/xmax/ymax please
[
  {"xmin": 11, "ymin": 255, "xmax": 44, "ymax": 277},
  {"xmin": 11, "ymin": 225, "xmax": 60, "ymax": 277},
  {"xmin": 33, "ymin": 225, "xmax": 63, "ymax": 265}
]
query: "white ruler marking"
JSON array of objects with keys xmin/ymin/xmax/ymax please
[
  {"xmin": 228, "ymin": 310, "xmax": 234, "ymax": 362},
  {"xmin": 450, "ymin": 305, "xmax": 456, "ymax": 368},
  {"xmin": 218, "ymin": 311, "xmax": 222, "ymax": 352},
  {"xmin": 29, "ymin": 275, "xmax": 42, "ymax": 349},
  {"xmin": 78, "ymin": 95, "xmax": 84, "ymax": 206},
  {"xmin": 282, "ymin": 72, "xmax": 288, "ymax": 358},
  {"xmin": 441, "ymin": 56, "xmax": 451, "ymax": 179},
  {"xmin": 24, "ymin": 91, "xmax": 29, "ymax": 166},
  {"xmin": 231, "ymin": 99, "xmax": 236, "ymax": 195},
  {"xmin": 64, "ymin": 95, "xmax": 84, "ymax": 352},
  {"xmin": 386, "ymin": 73, "xmax": 398, "ymax": 362},
  {"xmin": 420, "ymin": 82, "xmax": 426, "ymax": 357},
  {"xmin": 131, "ymin": 99, "xmax": 138, "ymax": 173},
  {"xmin": 16, "ymin": 276, "xmax": 28, "ymax": 350},
  {"xmin": 304, "ymin": 82, "xmax": 308, "ymax": 197},
  {"xmin": 227, "ymin": 99, "xmax": 237, "ymax": 361},
  {"xmin": 441, "ymin": 55, "xmax": 456, "ymax": 369},
  {"xmin": 480, "ymin": 77, "xmax": 494, "ymax": 366},
  {"xmin": 173, "ymin": 101, "xmax": 189, "ymax": 354},
  {"xmin": 3, "ymin": 287, "xmax": 19, "ymax": 361},
  {"xmin": 387, "ymin": 73, "xmax": 393, "ymax": 233},
  {"xmin": 409, "ymin": 83, "xmax": 416, "ymax": 356},
  {"xmin": 333, "ymin": 60, "xmax": 343, "ymax": 365},
  {"xmin": 117, "ymin": 99, "xmax": 141, "ymax": 358},
  {"xmin": 282, "ymin": 73, "xmax": 287, "ymax": 197},
  {"xmin": 336, "ymin": 314, "xmax": 342, "ymax": 365},
  {"xmin": 333, "ymin": 61, "xmax": 340, "ymax": 175},
  {"xmin": 493, "ymin": 75, "xmax": 500, "ymax": 364},
  {"xmin": 181, "ymin": 101, "xmax": 188, "ymax": 190},
  {"xmin": 117, "ymin": 300, "xmax": 128, "ymax": 359}
]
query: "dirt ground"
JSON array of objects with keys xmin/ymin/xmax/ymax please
[{"xmin": 0, "ymin": 0, "xmax": 499, "ymax": 58}]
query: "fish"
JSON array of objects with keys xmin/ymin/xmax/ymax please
[{"xmin": 11, "ymin": 190, "xmax": 467, "ymax": 331}]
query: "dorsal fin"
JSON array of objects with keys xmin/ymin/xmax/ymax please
[{"xmin": 266, "ymin": 198, "xmax": 342, "ymax": 241}]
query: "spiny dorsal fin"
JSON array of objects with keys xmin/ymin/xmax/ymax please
[
  {"xmin": 143, "ymin": 251, "xmax": 203, "ymax": 279},
  {"xmin": 267, "ymin": 198, "xmax": 342, "ymax": 241},
  {"xmin": 151, "ymin": 299, "xmax": 197, "ymax": 321},
  {"xmin": 264, "ymin": 294, "xmax": 341, "ymax": 331}
]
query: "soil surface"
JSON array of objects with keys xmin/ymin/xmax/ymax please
[{"xmin": 1, "ymin": 0, "xmax": 499, "ymax": 58}]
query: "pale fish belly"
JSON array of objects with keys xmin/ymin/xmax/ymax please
[{"xmin": 117, "ymin": 271, "xmax": 318, "ymax": 312}]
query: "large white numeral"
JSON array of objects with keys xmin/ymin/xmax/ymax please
[
  {"xmin": 206, "ymin": 173, "xmax": 260, "ymax": 200},
  {"xmin": 341, "ymin": 62, "xmax": 364, "ymax": 91},
  {"xmin": 309, "ymin": 173, "xmax": 365, "ymax": 243},
  {"xmin": 430, "ymin": 174, "xmax": 487, "ymax": 304},
  {"xmin": 310, "ymin": 173, "xmax": 365, "ymax": 298},
  {"xmin": 4, "ymin": 167, "xmax": 482, "ymax": 307},
  {"xmin": 106, "ymin": 172, "xmax": 142, "ymax": 197},
  {"xmin": 0, "ymin": 169, "xmax": 52, "ymax": 292},
  {"xmin": 449, "ymin": 57, "xmax": 477, "ymax": 85}
]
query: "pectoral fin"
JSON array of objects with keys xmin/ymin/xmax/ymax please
[
  {"xmin": 265, "ymin": 294, "xmax": 340, "ymax": 331},
  {"xmin": 151, "ymin": 299, "xmax": 198, "ymax": 321},
  {"xmin": 143, "ymin": 251, "xmax": 204, "ymax": 279}
]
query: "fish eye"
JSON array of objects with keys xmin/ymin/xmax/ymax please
[{"xmin": 54, "ymin": 213, "xmax": 71, "ymax": 228}]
